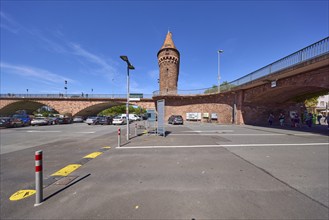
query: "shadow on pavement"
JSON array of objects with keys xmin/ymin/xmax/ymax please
[{"xmin": 43, "ymin": 174, "xmax": 91, "ymax": 202}]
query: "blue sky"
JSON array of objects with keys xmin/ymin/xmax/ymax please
[{"xmin": 1, "ymin": 0, "xmax": 328, "ymax": 95}]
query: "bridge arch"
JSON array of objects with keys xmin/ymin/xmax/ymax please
[
  {"xmin": 0, "ymin": 100, "xmax": 61, "ymax": 116},
  {"xmin": 243, "ymin": 65, "xmax": 329, "ymax": 104}
]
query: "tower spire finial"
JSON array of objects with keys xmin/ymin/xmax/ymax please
[{"xmin": 160, "ymin": 31, "xmax": 176, "ymax": 49}]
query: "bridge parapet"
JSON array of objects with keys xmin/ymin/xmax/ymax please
[{"xmin": 0, "ymin": 93, "xmax": 153, "ymax": 99}]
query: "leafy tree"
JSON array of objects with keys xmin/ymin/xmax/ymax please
[
  {"xmin": 204, "ymin": 81, "xmax": 236, "ymax": 94},
  {"xmin": 99, "ymin": 105, "xmax": 146, "ymax": 116}
]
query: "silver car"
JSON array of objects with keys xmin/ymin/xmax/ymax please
[{"xmin": 31, "ymin": 117, "xmax": 49, "ymax": 126}]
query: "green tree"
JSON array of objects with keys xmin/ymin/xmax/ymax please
[
  {"xmin": 99, "ymin": 105, "xmax": 146, "ymax": 116},
  {"xmin": 204, "ymin": 81, "xmax": 236, "ymax": 94}
]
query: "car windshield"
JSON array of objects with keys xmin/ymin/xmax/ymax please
[{"xmin": 114, "ymin": 116, "xmax": 122, "ymax": 119}]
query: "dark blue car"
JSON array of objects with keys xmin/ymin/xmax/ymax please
[{"xmin": 12, "ymin": 114, "xmax": 31, "ymax": 126}]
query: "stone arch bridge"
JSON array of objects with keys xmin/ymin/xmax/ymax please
[{"xmin": 0, "ymin": 98, "xmax": 155, "ymax": 117}]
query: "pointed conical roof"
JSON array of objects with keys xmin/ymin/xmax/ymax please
[{"xmin": 160, "ymin": 31, "xmax": 176, "ymax": 49}]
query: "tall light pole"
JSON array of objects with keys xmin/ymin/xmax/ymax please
[
  {"xmin": 64, "ymin": 80, "xmax": 68, "ymax": 97},
  {"xmin": 217, "ymin": 50, "xmax": 224, "ymax": 93},
  {"xmin": 120, "ymin": 55, "xmax": 135, "ymax": 141}
]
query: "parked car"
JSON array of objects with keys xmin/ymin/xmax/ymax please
[
  {"xmin": 12, "ymin": 114, "xmax": 31, "ymax": 126},
  {"xmin": 73, "ymin": 116, "xmax": 84, "ymax": 123},
  {"xmin": 58, "ymin": 117, "xmax": 72, "ymax": 124},
  {"xmin": 168, "ymin": 115, "xmax": 184, "ymax": 125},
  {"xmin": 0, "ymin": 117, "xmax": 24, "ymax": 128},
  {"xmin": 85, "ymin": 116, "xmax": 101, "ymax": 125},
  {"xmin": 31, "ymin": 117, "xmax": 49, "ymax": 126},
  {"xmin": 121, "ymin": 114, "xmax": 141, "ymax": 121},
  {"xmin": 112, "ymin": 115, "xmax": 127, "ymax": 125},
  {"xmin": 98, "ymin": 116, "xmax": 113, "ymax": 125},
  {"xmin": 48, "ymin": 117, "xmax": 59, "ymax": 125}
]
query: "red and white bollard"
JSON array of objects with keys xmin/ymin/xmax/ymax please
[
  {"xmin": 34, "ymin": 150, "xmax": 43, "ymax": 206},
  {"xmin": 117, "ymin": 128, "xmax": 121, "ymax": 147}
]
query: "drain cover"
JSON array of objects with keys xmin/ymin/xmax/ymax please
[{"xmin": 54, "ymin": 176, "xmax": 78, "ymax": 185}]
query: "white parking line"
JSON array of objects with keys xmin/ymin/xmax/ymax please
[
  {"xmin": 181, "ymin": 130, "xmax": 234, "ymax": 133},
  {"xmin": 26, "ymin": 130, "xmax": 62, "ymax": 133},
  {"xmin": 74, "ymin": 132, "xmax": 95, "ymax": 134},
  {"xmin": 117, "ymin": 142, "xmax": 328, "ymax": 149},
  {"xmin": 171, "ymin": 133, "xmax": 321, "ymax": 136}
]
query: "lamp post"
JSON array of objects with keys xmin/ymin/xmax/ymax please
[
  {"xmin": 91, "ymin": 88, "xmax": 93, "ymax": 97},
  {"xmin": 64, "ymin": 80, "xmax": 68, "ymax": 97},
  {"xmin": 120, "ymin": 55, "xmax": 135, "ymax": 141},
  {"xmin": 217, "ymin": 50, "xmax": 224, "ymax": 93},
  {"xmin": 26, "ymin": 89, "xmax": 29, "ymax": 97}
]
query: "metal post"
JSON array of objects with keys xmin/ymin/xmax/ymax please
[
  {"xmin": 217, "ymin": 50, "xmax": 223, "ymax": 93},
  {"xmin": 126, "ymin": 66, "xmax": 130, "ymax": 141},
  {"xmin": 34, "ymin": 150, "xmax": 43, "ymax": 206},
  {"xmin": 118, "ymin": 128, "xmax": 121, "ymax": 147}
]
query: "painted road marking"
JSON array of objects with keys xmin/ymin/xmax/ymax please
[
  {"xmin": 117, "ymin": 143, "xmax": 329, "ymax": 149},
  {"xmin": 10, "ymin": 146, "xmax": 112, "ymax": 202},
  {"xmin": 182, "ymin": 130, "xmax": 234, "ymax": 133},
  {"xmin": 171, "ymin": 133, "xmax": 322, "ymax": 136},
  {"xmin": 9, "ymin": 190, "xmax": 36, "ymax": 201},
  {"xmin": 26, "ymin": 130, "xmax": 61, "ymax": 133},
  {"xmin": 74, "ymin": 132, "xmax": 95, "ymax": 134},
  {"xmin": 83, "ymin": 152, "xmax": 103, "ymax": 159},
  {"xmin": 51, "ymin": 164, "xmax": 82, "ymax": 177}
]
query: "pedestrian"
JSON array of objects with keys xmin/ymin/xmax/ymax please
[
  {"xmin": 279, "ymin": 113, "xmax": 285, "ymax": 126},
  {"xmin": 294, "ymin": 113, "xmax": 301, "ymax": 128},
  {"xmin": 268, "ymin": 113, "xmax": 274, "ymax": 126},
  {"xmin": 306, "ymin": 113, "xmax": 313, "ymax": 128},
  {"xmin": 317, "ymin": 113, "xmax": 322, "ymax": 125}
]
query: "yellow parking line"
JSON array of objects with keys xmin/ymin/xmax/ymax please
[
  {"xmin": 102, "ymin": 146, "xmax": 111, "ymax": 149},
  {"xmin": 51, "ymin": 164, "xmax": 82, "ymax": 177},
  {"xmin": 83, "ymin": 152, "xmax": 103, "ymax": 159},
  {"xmin": 9, "ymin": 190, "xmax": 36, "ymax": 201}
]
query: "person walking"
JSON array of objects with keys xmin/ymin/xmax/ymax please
[
  {"xmin": 279, "ymin": 113, "xmax": 285, "ymax": 126},
  {"xmin": 268, "ymin": 113, "xmax": 274, "ymax": 126},
  {"xmin": 317, "ymin": 113, "xmax": 322, "ymax": 125},
  {"xmin": 306, "ymin": 113, "xmax": 313, "ymax": 128}
]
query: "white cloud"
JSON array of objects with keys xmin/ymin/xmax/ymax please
[{"xmin": 0, "ymin": 62, "xmax": 73, "ymax": 84}]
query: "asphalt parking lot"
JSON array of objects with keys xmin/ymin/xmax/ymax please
[{"xmin": 1, "ymin": 122, "xmax": 328, "ymax": 219}]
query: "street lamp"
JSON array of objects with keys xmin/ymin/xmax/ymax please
[
  {"xmin": 120, "ymin": 55, "xmax": 135, "ymax": 141},
  {"xmin": 217, "ymin": 50, "xmax": 224, "ymax": 93},
  {"xmin": 26, "ymin": 89, "xmax": 29, "ymax": 97},
  {"xmin": 64, "ymin": 80, "xmax": 68, "ymax": 97}
]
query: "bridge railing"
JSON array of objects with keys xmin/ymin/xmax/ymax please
[
  {"xmin": 229, "ymin": 36, "xmax": 329, "ymax": 88},
  {"xmin": 0, "ymin": 93, "xmax": 154, "ymax": 99}
]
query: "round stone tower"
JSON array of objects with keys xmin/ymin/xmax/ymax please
[{"xmin": 157, "ymin": 31, "xmax": 180, "ymax": 95}]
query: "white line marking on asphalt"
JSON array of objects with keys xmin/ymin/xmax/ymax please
[
  {"xmin": 181, "ymin": 130, "xmax": 234, "ymax": 133},
  {"xmin": 171, "ymin": 133, "xmax": 322, "ymax": 136},
  {"xmin": 74, "ymin": 132, "xmax": 95, "ymax": 134},
  {"xmin": 26, "ymin": 130, "xmax": 61, "ymax": 133},
  {"xmin": 117, "ymin": 143, "xmax": 328, "ymax": 149}
]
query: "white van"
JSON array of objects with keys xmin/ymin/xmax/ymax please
[{"xmin": 121, "ymin": 114, "xmax": 141, "ymax": 121}]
